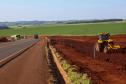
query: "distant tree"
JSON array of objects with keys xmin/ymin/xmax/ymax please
[
  {"xmin": 0, "ymin": 24, "xmax": 9, "ymax": 29},
  {"xmin": 66, "ymin": 19, "xmax": 123, "ymax": 24}
]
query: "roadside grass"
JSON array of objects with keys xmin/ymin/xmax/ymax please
[
  {"xmin": 58, "ymin": 55, "xmax": 90, "ymax": 84},
  {"xmin": 0, "ymin": 22, "xmax": 126, "ymax": 36}
]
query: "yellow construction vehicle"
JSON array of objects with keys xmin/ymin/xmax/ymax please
[{"xmin": 95, "ymin": 32, "xmax": 121, "ymax": 53}]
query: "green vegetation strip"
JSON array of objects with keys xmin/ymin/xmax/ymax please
[
  {"xmin": 51, "ymin": 46, "xmax": 90, "ymax": 84},
  {"xmin": 0, "ymin": 22, "xmax": 126, "ymax": 36},
  {"xmin": 59, "ymin": 57, "xmax": 90, "ymax": 84}
]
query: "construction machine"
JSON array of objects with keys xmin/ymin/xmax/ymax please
[
  {"xmin": 11, "ymin": 34, "xmax": 21, "ymax": 41},
  {"xmin": 34, "ymin": 34, "xmax": 39, "ymax": 39},
  {"xmin": 95, "ymin": 32, "xmax": 122, "ymax": 53}
]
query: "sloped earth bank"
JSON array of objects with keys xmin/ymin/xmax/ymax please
[{"xmin": 49, "ymin": 35, "xmax": 126, "ymax": 84}]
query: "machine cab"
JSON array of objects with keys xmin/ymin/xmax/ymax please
[{"xmin": 99, "ymin": 33, "xmax": 110, "ymax": 40}]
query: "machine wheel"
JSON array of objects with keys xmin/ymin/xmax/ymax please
[
  {"xmin": 95, "ymin": 43, "xmax": 103, "ymax": 52},
  {"xmin": 103, "ymin": 46, "xmax": 108, "ymax": 53},
  {"xmin": 121, "ymin": 48, "xmax": 125, "ymax": 54}
]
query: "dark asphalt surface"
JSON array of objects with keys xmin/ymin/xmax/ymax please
[
  {"xmin": 0, "ymin": 39, "xmax": 39, "ymax": 60},
  {"xmin": 0, "ymin": 40, "xmax": 50, "ymax": 84}
]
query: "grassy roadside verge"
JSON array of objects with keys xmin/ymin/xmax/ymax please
[
  {"xmin": 59, "ymin": 56, "xmax": 90, "ymax": 84},
  {"xmin": 49, "ymin": 46, "xmax": 90, "ymax": 84}
]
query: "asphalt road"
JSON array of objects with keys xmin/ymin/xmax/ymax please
[
  {"xmin": 0, "ymin": 40, "xmax": 49, "ymax": 84},
  {"xmin": 0, "ymin": 39, "xmax": 39, "ymax": 60}
]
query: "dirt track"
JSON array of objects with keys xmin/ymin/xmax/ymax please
[
  {"xmin": 0, "ymin": 40, "xmax": 49, "ymax": 84},
  {"xmin": 49, "ymin": 35, "xmax": 126, "ymax": 84}
]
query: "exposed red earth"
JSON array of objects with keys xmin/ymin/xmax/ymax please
[
  {"xmin": 49, "ymin": 35, "xmax": 126, "ymax": 84},
  {"xmin": 0, "ymin": 37, "xmax": 9, "ymax": 42}
]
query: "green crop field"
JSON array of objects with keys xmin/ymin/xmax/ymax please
[{"xmin": 0, "ymin": 22, "xmax": 126, "ymax": 36}]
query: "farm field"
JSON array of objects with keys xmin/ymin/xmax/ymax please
[
  {"xmin": 0, "ymin": 22, "xmax": 126, "ymax": 36},
  {"xmin": 48, "ymin": 35, "xmax": 126, "ymax": 84}
]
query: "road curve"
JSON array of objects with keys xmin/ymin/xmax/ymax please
[{"xmin": 0, "ymin": 39, "xmax": 39, "ymax": 60}]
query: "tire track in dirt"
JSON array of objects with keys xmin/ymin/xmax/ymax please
[
  {"xmin": 49, "ymin": 35, "xmax": 126, "ymax": 84},
  {"xmin": 54, "ymin": 44, "xmax": 126, "ymax": 84}
]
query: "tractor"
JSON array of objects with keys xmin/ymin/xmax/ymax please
[{"xmin": 95, "ymin": 32, "xmax": 121, "ymax": 53}]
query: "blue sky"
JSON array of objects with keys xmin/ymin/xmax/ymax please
[{"xmin": 0, "ymin": 0, "xmax": 126, "ymax": 21}]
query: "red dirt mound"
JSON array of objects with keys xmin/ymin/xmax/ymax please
[{"xmin": 0, "ymin": 37, "xmax": 9, "ymax": 42}]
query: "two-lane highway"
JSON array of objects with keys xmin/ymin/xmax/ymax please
[
  {"xmin": 0, "ymin": 39, "xmax": 49, "ymax": 84},
  {"xmin": 0, "ymin": 39, "xmax": 39, "ymax": 60}
]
